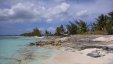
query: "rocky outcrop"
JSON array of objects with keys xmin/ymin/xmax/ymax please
[
  {"xmin": 80, "ymin": 45, "xmax": 113, "ymax": 51},
  {"xmin": 87, "ymin": 49, "xmax": 107, "ymax": 58},
  {"xmin": 80, "ymin": 45, "xmax": 113, "ymax": 58},
  {"xmin": 29, "ymin": 37, "xmax": 69, "ymax": 47},
  {"xmin": 29, "ymin": 41, "xmax": 61, "ymax": 47}
]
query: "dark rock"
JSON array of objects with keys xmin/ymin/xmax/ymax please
[
  {"xmin": 87, "ymin": 50, "xmax": 106, "ymax": 58},
  {"xmin": 80, "ymin": 45, "xmax": 113, "ymax": 51},
  {"xmin": 29, "ymin": 43, "xmax": 35, "ymax": 46}
]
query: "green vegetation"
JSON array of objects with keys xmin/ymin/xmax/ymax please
[
  {"xmin": 20, "ymin": 11, "xmax": 113, "ymax": 36},
  {"xmin": 55, "ymin": 11, "xmax": 113, "ymax": 35},
  {"xmin": 92, "ymin": 12, "xmax": 113, "ymax": 34},
  {"xmin": 67, "ymin": 21, "xmax": 78, "ymax": 35},
  {"xmin": 54, "ymin": 25, "xmax": 65, "ymax": 35},
  {"xmin": 20, "ymin": 28, "xmax": 41, "ymax": 36},
  {"xmin": 45, "ymin": 30, "xmax": 52, "ymax": 36}
]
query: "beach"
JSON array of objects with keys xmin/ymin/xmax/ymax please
[
  {"xmin": 45, "ymin": 48, "xmax": 113, "ymax": 64},
  {"xmin": 36, "ymin": 35, "xmax": 113, "ymax": 64},
  {"xmin": 1, "ymin": 35, "xmax": 113, "ymax": 64}
]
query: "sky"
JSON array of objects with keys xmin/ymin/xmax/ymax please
[{"xmin": 0, "ymin": 0, "xmax": 113, "ymax": 35}]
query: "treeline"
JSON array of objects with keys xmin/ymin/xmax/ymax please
[
  {"xmin": 49, "ymin": 11, "xmax": 113, "ymax": 35},
  {"xmin": 21, "ymin": 11, "xmax": 113, "ymax": 36},
  {"xmin": 20, "ymin": 28, "xmax": 41, "ymax": 36}
]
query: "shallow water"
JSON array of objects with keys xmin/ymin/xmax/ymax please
[{"xmin": 0, "ymin": 36, "xmax": 58, "ymax": 64}]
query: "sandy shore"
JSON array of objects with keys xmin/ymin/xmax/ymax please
[
  {"xmin": 43, "ymin": 35, "xmax": 113, "ymax": 64},
  {"xmin": 45, "ymin": 48, "xmax": 113, "ymax": 64},
  {"xmin": 29, "ymin": 35, "xmax": 113, "ymax": 64}
]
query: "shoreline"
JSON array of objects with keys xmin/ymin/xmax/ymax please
[{"xmin": 29, "ymin": 35, "xmax": 113, "ymax": 64}]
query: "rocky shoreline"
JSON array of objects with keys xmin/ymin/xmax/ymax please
[
  {"xmin": 29, "ymin": 35, "xmax": 113, "ymax": 58},
  {"xmin": 29, "ymin": 35, "xmax": 113, "ymax": 48},
  {"xmin": 27, "ymin": 35, "xmax": 113, "ymax": 64}
]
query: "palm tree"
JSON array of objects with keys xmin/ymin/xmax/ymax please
[
  {"xmin": 55, "ymin": 27, "xmax": 60, "ymax": 35},
  {"xmin": 66, "ymin": 22, "xmax": 78, "ymax": 34},
  {"xmin": 92, "ymin": 12, "xmax": 113, "ymax": 34},
  {"xmin": 45, "ymin": 29, "xmax": 50, "ymax": 36},
  {"xmin": 105, "ymin": 11, "xmax": 113, "ymax": 34},
  {"xmin": 94, "ymin": 14, "xmax": 108, "ymax": 31},
  {"xmin": 75, "ymin": 20, "xmax": 88, "ymax": 33},
  {"xmin": 108, "ymin": 11, "xmax": 113, "ymax": 20},
  {"xmin": 54, "ymin": 25, "xmax": 65, "ymax": 35},
  {"xmin": 59, "ymin": 25, "xmax": 65, "ymax": 34}
]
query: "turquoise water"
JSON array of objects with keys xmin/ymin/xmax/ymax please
[{"xmin": 0, "ymin": 36, "xmax": 58, "ymax": 64}]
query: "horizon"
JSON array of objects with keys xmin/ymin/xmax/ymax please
[{"xmin": 0, "ymin": 0, "xmax": 113, "ymax": 35}]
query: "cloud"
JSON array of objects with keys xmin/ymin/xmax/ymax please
[
  {"xmin": 0, "ymin": 3, "xmax": 42, "ymax": 22},
  {"xmin": 67, "ymin": 0, "xmax": 113, "ymax": 20},
  {"xmin": 0, "ymin": 2, "xmax": 70, "ymax": 23},
  {"xmin": 0, "ymin": 0, "xmax": 113, "ymax": 35},
  {"xmin": 0, "ymin": 0, "xmax": 113, "ymax": 23},
  {"xmin": 43, "ymin": 2, "xmax": 70, "ymax": 22},
  {"xmin": 76, "ymin": 10, "xmax": 87, "ymax": 17}
]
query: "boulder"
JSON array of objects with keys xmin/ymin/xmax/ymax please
[{"xmin": 87, "ymin": 50, "xmax": 107, "ymax": 58}]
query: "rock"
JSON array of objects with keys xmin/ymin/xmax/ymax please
[
  {"xmin": 29, "ymin": 43, "xmax": 35, "ymax": 46},
  {"xmin": 80, "ymin": 45, "xmax": 102, "ymax": 50},
  {"xmin": 87, "ymin": 49, "xmax": 107, "ymax": 58},
  {"xmin": 80, "ymin": 45, "xmax": 113, "ymax": 51}
]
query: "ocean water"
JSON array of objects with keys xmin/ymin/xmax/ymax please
[{"xmin": 0, "ymin": 36, "xmax": 58, "ymax": 64}]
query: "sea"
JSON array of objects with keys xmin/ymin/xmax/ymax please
[{"xmin": 0, "ymin": 36, "xmax": 59, "ymax": 64}]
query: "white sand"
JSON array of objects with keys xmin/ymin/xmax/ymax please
[
  {"xmin": 45, "ymin": 48, "xmax": 113, "ymax": 64},
  {"xmin": 92, "ymin": 36, "xmax": 113, "ymax": 42},
  {"xmin": 60, "ymin": 37, "xmax": 68, "ymax": 41}
]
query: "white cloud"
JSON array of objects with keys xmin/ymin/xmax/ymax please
[
  {"xmin": 0, "ymin": 0, "xmax": 112, "ymax": 23},
  {"xmin": 0, "ymin": 3, "xmax": 45, "ymax": 22},
  {"xmin": 76, "ymin": 10, "xmax": 87, "ymax": 17},
  {"xmin": 0, "ymin": 2, "xmax": 70, "ymax": 23},
  {"xmin": 44, "ymin": 2, "xmax": 70, "ymax": 21}
]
